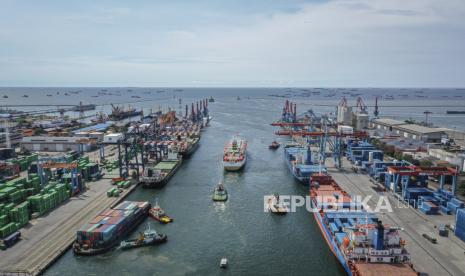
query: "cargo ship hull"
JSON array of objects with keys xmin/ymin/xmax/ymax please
[
  {"xmin": 223, "ymin": 136, "xmax": 247, "ymax": 171},
  {"xmin": 313, "ymin": 207, "xmax": 352, "ymax": 275},
  {"xmin": 309, "ymin": 175, "xmax": 415, "ymax": 276},
  {"xmin": 141, "ymin": 160, "xmax": 182, "ymax": 189},
  {"xmin": 223, "ymin": 157, "xmax": 246, "ymax": 171},
  {"xmin": 284, "ymin": 146, "xmax": 325, "ymax": 185},
  {"xmin": 73, "ymin": 201, "xmax": 150, "ymax": 255},
  {"xmin": 109, "ymin": 110, "xmax": 142, "ymax": 120},
  {"xmin": 180, "ymin": 138, "xmax": 200, "ymax": 158}
]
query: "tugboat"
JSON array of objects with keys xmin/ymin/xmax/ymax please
[
  {"xmin": 209, "ymin": 96, "xmax": 215, "ymax": 103},
  {"xmin": 267, "ymin": 194, "xmax": 288, "ymax": 215},
  {"xmin": 269, "ymin": 141, "xmax": 280, "ymax": 150},
  {"xmin": 149, "ymin": 199, "xmax": 173, "ymax": 224},
  {"xmin": 212, "ymin": 182, "xmax": 228, "ymax": 202},
  {"xmin": 120, "ymin": 223, "xmax": 167, "ymax": 250}
]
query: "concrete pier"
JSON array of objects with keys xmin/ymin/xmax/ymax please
[
  {"xmin": 327, "ymin": 158, "xmax": 465, "ymax": 276},
  {"xmin": 0, "ymin": 176, "xmax": 138, "ymax": 276}
]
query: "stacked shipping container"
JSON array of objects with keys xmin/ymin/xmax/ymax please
[{"xmin": 76, "ymin": 201, "xmax": 150, "ymax": 249}]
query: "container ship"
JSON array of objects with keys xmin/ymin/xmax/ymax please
[
  {"xmin": 284, "ymin": 144, "xmax": 326, "ymax": 184},
  {"xmin": 70, "ymin": 102, "xmax": 96, "ymax": 112},
  {"xmin": 179, "ymin": 137, "xmax": 200, "ymax": 158},
  {"xmin": 446, "ymin": 111, "xmax": 465, "ymax": 114},
  {"xmin": 310, "ymin": 175, "xmax": 416, "ymax": 276},
  {"xmin": 109, "ymin": 104, "xmax": 142, "ymax": 120},
  {"xmin": 141, "ymin": 148, "xmax": 182, "ymax": 188},
  {"xmin": 223, "ymin": 136, "xmax": 247, "ymax": 171},
  {"xmin": 73, "ymin": 201, "xmax": 150, "ymax": 255}
]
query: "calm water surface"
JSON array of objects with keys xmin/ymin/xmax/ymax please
[{"xmin": 1, "ymin": 88, "xmax": 464, "ymax": 275}]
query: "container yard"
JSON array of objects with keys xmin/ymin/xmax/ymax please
[
  {"xmin": 1, "ymin": 88, "xmax": 465, "ymax": 276},
  {"xmin": 269, "ymin": 98, "xmax": 465, "ymax": 276},
  {"xmin": 0, "ymin": 97, "xmax": 211, "ymax": 275},
  {"xmin": 3, "ymin": 0, "xmax": 465, "ymax": 273}
]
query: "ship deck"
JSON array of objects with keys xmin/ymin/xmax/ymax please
[{"xmin": 353, "ymin": 263, "xmax": 417, "ymax": 276}]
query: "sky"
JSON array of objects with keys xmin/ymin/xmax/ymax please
[{"xmin": 0, "ymin": 0, "xmax": 464, "ymax": 87}]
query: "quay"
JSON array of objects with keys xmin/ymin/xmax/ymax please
[
  {"xmin": 0, "ymin": 174, "xmax": 139, "ymax": 276},
  {"xmin": 327, "ymin": 158, "xmax": 465, "ymax": 276}
]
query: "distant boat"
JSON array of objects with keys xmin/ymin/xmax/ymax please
[
  {"xmin": 209, "ymin": 96, "xmax": 215, "ymax": 103},
  {"xmin": 446, "ymin": 111, "xmax": 465, "ymax": 114},
  {"xmin": 131, "ymin": 95, "xmax": 141, "ymax": 99},
  {"xmin": 22, "ymin": 95, "xmax": 28, "ymax": 98},
  {"xmin": 269, "ymin": 141, "xmax": 280, "ymax": 150},
  {"xmin": 64, "ymin": 92, "xmax": 69, "ymax": 96},
  {"xmin": 2, "ymin": 95, "xmax": 7, "ymax": 98},
  {"xmin": 46, "ymin": 94, "xmax": 52, "ymax": 97}
]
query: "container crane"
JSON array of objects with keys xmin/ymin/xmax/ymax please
[{"xmin": 356, "ymin": 96, "xmax": 368, "ymax": 114}]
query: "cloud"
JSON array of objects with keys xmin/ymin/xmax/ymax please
[{"xmin": 0, "ymin": 0, "xmax": 464, "ymax": 87}]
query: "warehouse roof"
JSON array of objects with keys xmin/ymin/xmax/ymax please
[
  {"xmin": 72, "ymin": 123, "xmax": 111, "ymax": 134},
  {"xmin": 372, "ymin": 118, "xmax": 405, "ymax": 126},
  {"xmin": 395, "ymin": 124, "xmax": 445, "ymax": 134}
]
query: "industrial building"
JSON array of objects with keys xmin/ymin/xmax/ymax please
[
  {"xmin": 371, "ymin": 118, "xmax": 406, "ymax": 131},
  {"xmin": 394, "ymin": 124, "xmax": 445, "ymax": 143},
  {"xmin": 21, "ymin": 136, "xmax": 97, "ymax": 152},
  {"xmin": 336, "ymin": 105, "xmax": 352, "ymax": 125},
  {"xmin": 371, "ymin": 118, "xmax": 445, "ymax": 143},
  {"xmin": 74, "ymin": 131, "xmax": 104, "ymax": 142},
  {"xmin": 103, "ymin": 133, "xmax": 123, "ymax": 143},
  {"xmin": 353, "ymin": 112, "xmax": 369, "ymax": 131},
  {"xmin": 428, "ymin": 148, "xmax": 465, "ymax": 172},
  {"xmin": 0, "ymin": 121, "xmax": 22, "ymax": 148}
]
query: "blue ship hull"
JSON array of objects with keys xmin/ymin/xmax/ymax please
[
  {"xmin": 312, "ymin": 202, "xmax": 352, "ymax": 275},
  {"xmin": 284, "ymin": 146, "xmax": 326, "ymax": 185}
]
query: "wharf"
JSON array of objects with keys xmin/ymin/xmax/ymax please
[
  {"xmin": 0, "ymin": 172, "xmax": 139, "ymax": 276},
  {"xmin": 327, "ymin": 158, "xmax": 465, "ymax": 276}
]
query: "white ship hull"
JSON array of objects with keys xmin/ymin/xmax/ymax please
[{"xmin": 223, "ymin": 156, "xmax": 246, "ymax": 171}]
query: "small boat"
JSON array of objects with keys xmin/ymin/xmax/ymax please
[
  {"xmin": 149, "ymin": 199, "xmax": 173, "ymax": 224},
  {"xmin": 46, "ymin": 94, "xmax": 52, "ymax": 97},
  {"xmin": 120, "ymin": 223, "xmax": 167, "ymax": 250},
  {"xmin": 267, "ymin": 194, "xmax": 289, "ymax": 215},
  {"xmin": 131, "ymin": 95, "xmax": 141, "ymax": 99},
  {"xmin": 220, "ymin": 258, "xmax": 228, "ymax": 269},
  {"xmin": 209, "ymin": 96, "xmax": 215, "ymax": 102},
  {"xmin": 212, "ymin": 183, "xmax": 228, "ymax": 202},
  {"xmin": 22, "ymin": 95, "xmax": 28, "ymax": 98},
  {"xmin": 2, "ymin": 95, "xmax": 7, "ymax": 98},
  {"xmin": 269, "ymin": 141, "xmax": 280, "ymax": 150},
  {"xmin": 236, "ymin": 96, "xmax": 241, "ymax": 100}
]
